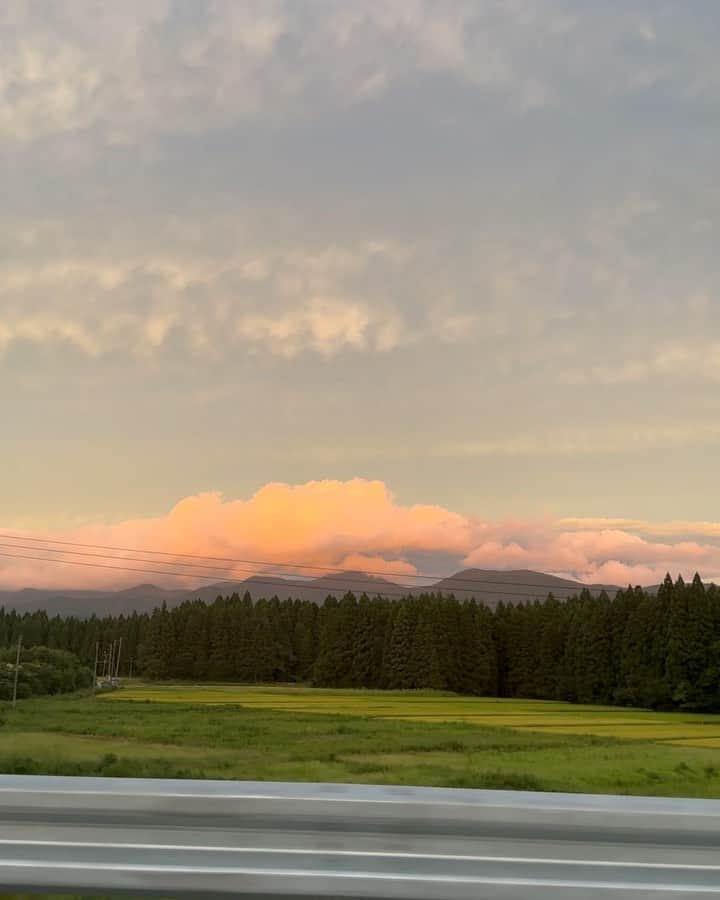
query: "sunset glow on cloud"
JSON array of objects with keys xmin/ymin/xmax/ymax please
[{"xmin": 1, "ymin": 480, "xmax": 718, "ymax": 591}]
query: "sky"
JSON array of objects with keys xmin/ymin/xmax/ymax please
[{"xmin": 2, "ymin": 1, "xmax": 720, "ymax": 589}]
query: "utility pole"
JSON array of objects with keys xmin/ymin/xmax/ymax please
[
  {"xmin": 93, "ymin": 641, "xmax": 99, "ymax": 697},
  {"xmin": 11, "ymin": 635, "xmax": 22, "ymax": 708},
  {"xmin": 129, "ymin": 657, "xmax": 134, "ymax": 680},
  {"xmin": 115, "ymin": 638, "xmax": 122, "ymax": 680}
]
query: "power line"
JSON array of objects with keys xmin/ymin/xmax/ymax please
[
  {"xmin": 0, "ymin": 550, "xmax": 240, "ymax": 586},
  {"xmin": 0, "ymin": 549, "xmax": 611, "ymax": 602},
  {"xmin": 0, "ymin": 541, "xmax": 278, "ymax": 580},
  {"xmin": 0, "ymin": 532, "xmax": 377, "ymax": 574},
  {"xmin": 0, "ymin": 539, "xmax": 601, "ymax": 596},
  {"xmin": 0, "ymin": 532, "xmax": 612, "ymax": 594}
]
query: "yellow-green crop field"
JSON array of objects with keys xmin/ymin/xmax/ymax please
[{"xmin": 107, "ymin": 684, "xmax": 720, "ymax": 748}]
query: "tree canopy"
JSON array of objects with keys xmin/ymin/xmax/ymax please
[{"xmin": 1, "ymin": 575, "xmax": 718, "ymax": 711}]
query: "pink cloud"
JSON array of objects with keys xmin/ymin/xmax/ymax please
[
  {"xmin": 0, "ymin": 479, "xmax": 719, "ymax": 590},
  {"xmin": 462, "ymin": 527, "xmax": 720, "ymax": 585}
]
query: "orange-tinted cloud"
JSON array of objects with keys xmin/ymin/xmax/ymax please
[
  {"xmin": 462, "ymin": 527, "xmax": 720, "ymax": 586},
  {"xmin": 1, "ymin": 479, "xmax": 719, "ymax": 590}
]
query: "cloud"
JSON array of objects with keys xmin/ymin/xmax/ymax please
[
  {"xmin": 1, "ymin": 479, "xmax": 719, "ymax": 591},
  {"xmin": 0, "ymin": 1, "xmax": 286, "ymax": 143},
  {"xmin": 560, "ymin": 339, "xmax": 720, "ymax": 385},
  {"xmin": 2, "ymin": 2, "xmax": 720, "ymax": 540},
  {"xmin": 235, "ymin": 297, "xmax": 400, "ymax": 357},
  {"xmin": 0, "ymin": 480, "xmax": 474, "ymax": 589},
  {"xmin": 462, "ymin": 525, "xmax": 720, "ymax": 586},
  {"xmin": 0, "ymin": 236, "xmax": 410, "ymax": 359},
  {"xmin": 4, "ymin": 1, "xmax": 718, "ymax": 146},
  {"xmin": 559, "ymin": 518, "xmax": 720, "ymax": 539},
  {"xmin": 0, "ymin": 2, "xmax": 543, "ymax": 144},
  {"xmin": 9, "ymin": 194, "xmax": 712, "ymax": 371},
  {"xmin": 262, "ymin": 419, "xmax": 720, "ymax": 466},
  {"xmin": 428, "ymin": 423, "xmax": 720, "ymax": 458}
]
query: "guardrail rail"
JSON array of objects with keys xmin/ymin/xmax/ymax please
[{"xmin": 1, "ymin": 775, "xmax": 720, "ymax": 897}]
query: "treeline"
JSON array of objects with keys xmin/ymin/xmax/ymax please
[
  {"xmin": 0, "ymin": 646, "xmax": 92, "ymax": 700},
  {"xmin": 1, "ymin": 574, "xmax": 719, "ymax": 710}
]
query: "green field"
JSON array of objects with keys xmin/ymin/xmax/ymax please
[
  {"xmin": 0, "ymin": 684, "xmax": 717, "ymax": 797},
  {"xmin": 108, "ymin": 683, "xmax": 720, "ymax": 747}
]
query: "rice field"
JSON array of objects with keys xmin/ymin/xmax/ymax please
[{"xmin": 106, "ymin": 684, "xmax": 720, "ymax": 748}]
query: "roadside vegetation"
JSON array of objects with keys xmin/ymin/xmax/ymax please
[{"xmin": 0, "ymin": 647, "xmax": 91, "ymax": 701}]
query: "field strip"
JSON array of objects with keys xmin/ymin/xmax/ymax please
[{"xmin": 103, "ymin": 686, "xmax": 720, "ymax": 748}]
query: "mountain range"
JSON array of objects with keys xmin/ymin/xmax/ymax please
[{"xmin": 0, "ymin": 568, "xmax": 623, "ymax": 617}]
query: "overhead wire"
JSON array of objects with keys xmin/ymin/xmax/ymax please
[
  {"xmin": 0, "ymin": 532, "xmax": 613, "ymax": 595},
  {"xmin": 0, "ymin": 539, "xmax": 598, "ymax": 595},
  {"xmin": 0, "ymin": 551, "xmax": 613, "ymax": 602}
]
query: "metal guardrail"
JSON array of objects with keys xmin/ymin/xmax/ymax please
[{"xmin": 1, "ymin": 776, "xmax": 720, "ymax": 897}]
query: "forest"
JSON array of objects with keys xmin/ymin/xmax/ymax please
[{"xmin": 0, "ymin": 574, "xmax": 718, "ymax": 711}]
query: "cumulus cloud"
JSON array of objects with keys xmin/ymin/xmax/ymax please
[
  {"xmin": 1, "ymin": 479, "xmax": 719, "ymax": 591},
  {"xmin": 462, "ymin": 527, "xmax": 720, "ymax": 586}
]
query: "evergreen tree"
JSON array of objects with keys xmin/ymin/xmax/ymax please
[
  {"xmin": 409, "ymin": 614, "xmax": 443, "ymax": 689},
  {"xmin": 351, "ymin": 597, "xmax": 376, "ymax": 687},
  {"xmin": 386, "ymin": 601, "xmax": 415, "ymax": 689}
]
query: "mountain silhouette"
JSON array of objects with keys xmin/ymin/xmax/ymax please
[{"xmin": 0, "ymin": 568, "xmax": 625, "ymax": 616}]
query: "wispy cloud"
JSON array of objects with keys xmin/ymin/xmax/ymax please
[
  {"xmin": 429, "ymin": 423, "xmax": 720, "ymax": 458},
  {"xmin": 270, "ymin": 422, "xmax": 720, "ymax": 464},
  {"xmin": 561, "ymin": 340, "xmax": 720, "ymax": 385},
  {"xmin": 559, "ymin": 518, "xmax": 720, "ymax": 540}
]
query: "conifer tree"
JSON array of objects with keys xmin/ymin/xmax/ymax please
[{"xmin": 386, "ymin": 600, "xmax": 415, "ymax": 689}]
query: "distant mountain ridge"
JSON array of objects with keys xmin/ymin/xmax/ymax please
[{"xmin": 0, "ymin": 568, "xmax": 627, "ymax": 617}]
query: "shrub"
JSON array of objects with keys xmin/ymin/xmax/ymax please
[{"xmin": 0, "ymin": 647, "xmax": 92, "ymax": 701}]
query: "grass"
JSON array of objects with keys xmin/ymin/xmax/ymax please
[{"xmin": 0, "ymin": 685, "xmax": 718, "ymax": 797}]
